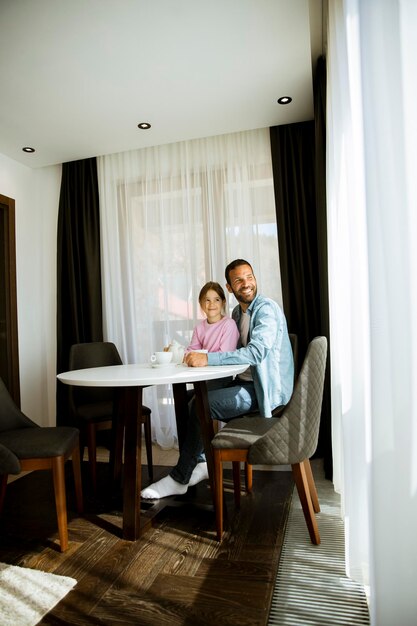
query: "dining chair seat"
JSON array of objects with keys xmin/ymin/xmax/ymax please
[
  {"xmin": 76, "ymin": 400, "xmax": 115, "ymax": 421},
  {"xmin": 0, "ymin": 426, "xmax": 79, "ymax": 458},
  {"xmin": 0, "ymin": 377, "xmax": 83, "ymax": 552}
]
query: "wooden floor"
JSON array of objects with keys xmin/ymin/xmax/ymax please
[{"xmin": 0, "ymin": 461, "xmax": 294, "ymax": 626}]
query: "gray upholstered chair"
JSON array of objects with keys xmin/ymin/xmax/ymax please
[
  {"xmin": 0, "ymin": 377, "xmax": 83, "ymax": 552},
  {"xmin": 211, "ymin": 336, "xmax": 327, "ymax": 544},
  {"xmin": 68, "ymin": 341, "xmax": 154, "ymax": 491},
  {"xmin": 243, "ymin": 332, "xmax": 299, "ymax": 492}
]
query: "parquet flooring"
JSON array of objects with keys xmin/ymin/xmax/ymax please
[{"xmin": 0, "ymin": 462, "xmax": 294, "ymax": 626}]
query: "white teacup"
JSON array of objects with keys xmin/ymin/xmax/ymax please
[{"xmin": 151, "ymin": 351, "xmax": 173, "ymax": 365}]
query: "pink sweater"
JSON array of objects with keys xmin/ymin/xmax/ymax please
[{"xmin": 186, "ymin": 316, "xmax": 239, "ymax": 353}]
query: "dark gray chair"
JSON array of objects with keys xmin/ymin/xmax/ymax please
[
  {"xmin": 0, "ymin": 377, "xmax": 83, "ymax": 552},
  {"xmin": 0, "ymin": 443, "xmax": 21, "ymax": 509},
  {"xmin": 68, "ymin": 342, "xmax": 153, "ymax": 491},
  {"xmin": 212, "ymin": 336, "xmax": 327, "ymax": 545},
  {"xmin": 0, "ymin": 443, "xmax": 20, "ymax": 475}
]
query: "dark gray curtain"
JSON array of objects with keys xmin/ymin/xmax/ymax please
[
  {"xmin": 56, "ymin": 157, "xmax": 103, "ymax": 425},
  {"xmin": 270, "ymin": 56, "xmax": 332, "ymax": 478}
]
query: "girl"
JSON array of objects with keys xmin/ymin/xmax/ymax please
[
  {"xmin": 141, "ymin": 281, "xmax": 238, "ymax": 500},
  {"xmin": 186, "ymin": 281, "xmax": 239, "ymax": 355}
]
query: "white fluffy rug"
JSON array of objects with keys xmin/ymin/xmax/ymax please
[{"xmin": 0, "ymin": 562, "xmax": 77, "ymax": 626}]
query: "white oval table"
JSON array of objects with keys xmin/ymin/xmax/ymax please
[{"xmin": 58, "ymin": 362, "xmax": 247, "ymax": 540}]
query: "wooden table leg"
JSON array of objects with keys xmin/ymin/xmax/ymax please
[
  {"xmin": 110, "ymin": 387, "xmax": 124, "ymax": 488},
  {"xmin": 122, "ymin": 386, "xmax": 143, "ymax": 540}
]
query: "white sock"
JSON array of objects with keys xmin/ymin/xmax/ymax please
[
  {"xmin": 188, "ymin": 462, "xmax": 209, "ymax": 487},
  {"xmin": 141, "ymin": 475, "xmax": 188, "ymax": 499}
]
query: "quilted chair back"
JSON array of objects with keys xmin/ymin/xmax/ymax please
[
  {"xmin": 68, "ymin": 342, "xmax": 123, "ymax": 408},
  {"xmin": 247, "ymin": 336, "xmax": 327, "ymax": 465},
  {"xmin": 0, "ymin": 377, "xmax": 36, "ymax": 432},
  {"xmin": 289, "ymin": 332, "xmax": 298, "ymax": 377}
]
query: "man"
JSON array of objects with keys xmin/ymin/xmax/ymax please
[{"xmin": 141, "ymin": 259, "xmax": 294, "ymax": 499}]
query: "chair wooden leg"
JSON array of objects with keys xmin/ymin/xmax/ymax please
[
  {"xmin": 143, "ymin": 415, "xmax": 154, "ymax": 482},
  {"xmin": 71, "ymin": 441, "xmax": 83, "ymax": 514},
  {"xmin": 213, "ymin": 448, "xmax": 224, "ymax": 541},
  {"xmin": 52, "ymin": 456, "xmax": 69, "ymax": 552},
  {"xmin": 232, "ymin": 461, "xmax": 241, "ymax": 507},
  {"xmin": 292, "ymin": 461, "xmax": 320, "ymax": 545},
  {"xmin": 245, "ymin": 462, "xmax": 253, "ymax": 493},
  {"xmin": 304, "ymin": 458, "xmax": 320, "ymax": 513},
  {"xmin": 86, "ymin": 422, "xmax": 97, "ymax": 492},
  {"xmin": 0, "ymin": 474, "xmax": 8, "ymax": 513}
]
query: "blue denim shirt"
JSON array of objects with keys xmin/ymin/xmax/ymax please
[{"xmin": 207, "ymin": 294, "xmax": 294, "ymax": 416}]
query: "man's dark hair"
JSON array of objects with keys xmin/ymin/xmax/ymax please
[{"xmin": 225, "ymin": 259, "xmax": 254, "ymax": 285}]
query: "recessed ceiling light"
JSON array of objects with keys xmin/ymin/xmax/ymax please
[
  {"xmin": 277, "ymin": 96, "xmax": 292, "ymax": 105},
  {"xmin": 137, "ymin": 122, "xmax": 151, "ymax": 129},
  {"xmin": 22, "ymin": 146, "xmax": 35, "ymax": 153}
]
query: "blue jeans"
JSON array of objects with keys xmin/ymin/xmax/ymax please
[{"xmin": 170, "ymin": 379, "xmax": 258, "ymax": 484}]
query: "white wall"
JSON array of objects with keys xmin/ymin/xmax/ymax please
[{"xmin": 0, "ymin": 152, "xmax": 62, "ymax": 426}]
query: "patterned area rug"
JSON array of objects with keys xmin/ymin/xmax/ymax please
[{"xmin": 0, "ymin": 562, "xmax": 76, "ymax": 626}]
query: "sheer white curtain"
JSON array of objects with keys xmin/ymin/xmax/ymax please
[
  {"xmin": 327, "ymin": 0, "xmax": 371, "ymax": 586},
  {"xmin": 97, "ymin": 128, "xmax": 281, "ymax": 449},
  {"xmin": 327, "ymin": 1, "xmax": 417, "ymax": 623}
]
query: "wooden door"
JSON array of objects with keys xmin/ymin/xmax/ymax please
[{"xmin": 0, "ymin": 193, "xmax": 20, "ymax": 406}]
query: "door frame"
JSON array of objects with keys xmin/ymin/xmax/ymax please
[{"xmin": 0, "ymin": 193, "xmax": 20, "ymax": 406}]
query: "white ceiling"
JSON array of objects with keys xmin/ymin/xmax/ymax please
[{"xmin": 0, "ymin": 0, "xmax": 323, "ymax": 169}]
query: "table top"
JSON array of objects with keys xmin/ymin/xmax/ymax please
[{"xmin": 57, "ymin": 362, "xmax": 248, "ymax": 387}]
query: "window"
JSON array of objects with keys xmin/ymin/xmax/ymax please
[{"xmin": 98, "ymin": 128, "xmax": 281, "ymax": 447}]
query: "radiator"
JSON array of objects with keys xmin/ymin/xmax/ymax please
[{"xmin": 268, "ymin": 473, "xmax": 370, "ymax": 625}]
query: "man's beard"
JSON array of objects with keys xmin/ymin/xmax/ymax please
[{"xmin": 233, "ymin": 285, "xmax": 257, "ymax": 305}]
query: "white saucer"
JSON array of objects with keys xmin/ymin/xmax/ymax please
[{"xmin": 150, "ymin": 363, "xmax": 176, "ymax": 369}]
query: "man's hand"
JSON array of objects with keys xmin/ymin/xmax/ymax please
[{"xmin": 184, "ymin": 352, "xmax": 208, "ymax": 367}]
